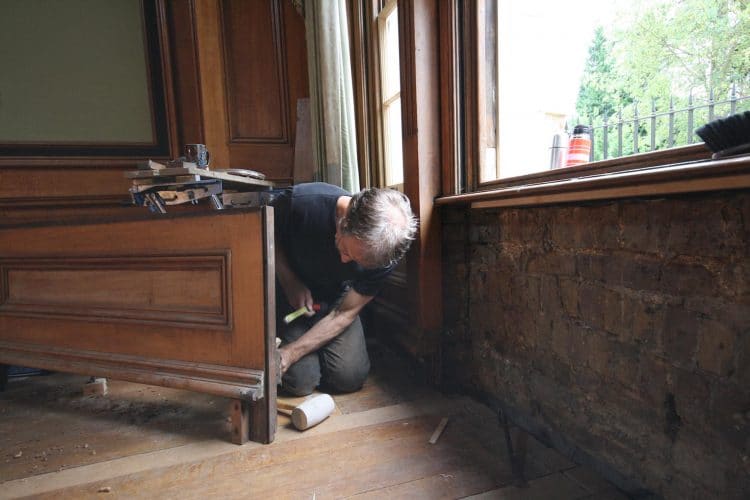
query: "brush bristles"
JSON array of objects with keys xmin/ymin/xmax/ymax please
[{"xmin": 696, "ymin": 110, "xmax": 750, "ymax": 156}]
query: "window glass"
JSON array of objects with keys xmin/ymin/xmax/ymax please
[
  {"xmin": 483, "ymin": 0, "xmax": 750, "ymax": 182},
  {"xmin": 379, "ymin": 1, "xmax": 404, "ymax": 188}
]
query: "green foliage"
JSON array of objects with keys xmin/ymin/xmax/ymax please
[
  {"xmin": 575, "ymin": 0, "xmax": 750, "ymax": 160},
  {"xmin": 576, "ymin": 27, "xmax": 630, "ymax": 121}
]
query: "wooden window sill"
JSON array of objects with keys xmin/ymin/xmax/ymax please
[{"xmin": 435, "ymin": 152, "xmax": 750, "ymax": 209}]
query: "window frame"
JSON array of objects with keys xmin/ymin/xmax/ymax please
[
  {"xmin": 376, "ymin": 0, "xmax": 404, "ymax": 191},
  {"xmin": 448, "ymin": 0, "xmax": 727, "ymax": 202}
]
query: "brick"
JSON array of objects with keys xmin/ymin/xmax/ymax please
[
  {"xmin": 469, "ymin": 243, "xmax": 498, "ymax": 268},
  {"xmin": 670, "ymin": 367, "xmax": 712, "ymax": 428},
  {"xmin": 725, "ymin": 260, "xmax": 750, "ymax": 305},
  {"xmin": 696, "ymin": 319, "xmax": 737, "ymax": 377},
  {"xmin": 549, "ymin": 206, "xmax": 580, "ymax": 249},
  {"xmin": 625, "ymin": 295, "xmax": 665, "ymax": 348},
  {"xmin": 526, "ymin": 251, "xmax": 576, "ymax": 277},
  {"xmin": 671, "ymin": 437, "xmax": 728, "ymax": 494},
  {"xmin": 441, "ymin": 206, "xmax": 466, "ymax": 224},
  {"xmin": 660, "ymin": 260, "xmax": 717, "ymax": 298},
  {"xmin": 577, "ymin": 283, "xmax": 609, "ymax": 332},
  {"xmin": 520, "ymin": 210, "xmax": 548, "ymax": 245},
  {"xmin": 637, "ymin": 356, "xmax": 670, "ymax": 406},
  {"xmin": 442, "ymin": 225, "xmax": 467, "ymax": 245},
  {"xmin": 619, "ymin": 255, "xmax": 662, "ymax": 293},
  {"xmin": 538, "ymin": 275, "xmax": 562, "ymax": 318},
  {"xmin": 610, "ymin": 344, "xmax": 640, "ymax": 391},
  {"xmin": 735, "ymin": 329, "xmax": 750, "ymax": 387},
  {"xmin": 573, "ymin": 203, "xmax": 620, "ymax": 250},
  {"xmin": 564, "ymin": 464, "xmax": 617, "ymax": 494},
  {"xmin": 602, "ymin": 288, "xmax": 627, "ymax": 338},
  {"xmin": 665, "ymin": 195, "xmax": 747, "ymax": 259},
  {"xmin": 468, "ymin": 223, "xmax": 499, "ymax": 244},
  {"xmin": 661, "ymin": 306, "xmax": 699, "ymax": 367},
  {"xmin": 709, "ymin": 381, "xmax": 750, "ymax": 453},
  {"xmin": 575, "ymin": 253, "xmax": 610, "ymax": 283},
  {"xmin": 559, "ymin": 277, "xmax": 580, "ymax": 318},
  {"xmin": 551, "ymin": 317, "xmax": 572, "ymax": 360},
  {"xmin": 496, "ymin": 210, "xmax": 524, "ymax": 243},
  {"xmin": 620, "ymin": 200, "xmax": 670, "ymax": 255},
  {"xmin": 583, "ymin": 331, "xmax": 612, "ymax": 377}
]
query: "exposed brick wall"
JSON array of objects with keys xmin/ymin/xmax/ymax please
[{"xmin": 441, "ymin": 190, "xmax": 750, "ymax": 499}]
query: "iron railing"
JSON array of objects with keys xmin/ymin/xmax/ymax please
[{"xmin": 583, "ymin": 85, "xmax": 749, "ymax": 162}]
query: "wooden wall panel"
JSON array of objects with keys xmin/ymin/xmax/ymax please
[
  {"xmin": 1, "ymin": 254, "xmax": 229, "ymax": 327},
  {"xmin": 223, "ymin": 0, "xmax": 287, "ymax": 142},
  {"xmin": 0, "ymin": 1, "xmax": 201, "ymax": 223},
  {"xmin": 0, "ymin": 208, "xmax": 277, "ymax": 443},
  {"xmin": 0, "ymin": 211, "xmax": 266, "ymax": 368},
  {"xmin": 0, "ymin": 0, "xmax": 309, "ymax": 223},
  {"xmin": 220, "ymin": 0, "xmax": 308, "ymax": 181}
]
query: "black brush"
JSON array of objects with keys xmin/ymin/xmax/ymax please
[{"xmin": 695, "ymin": 110, "xmax": 750, "ymax": 159}]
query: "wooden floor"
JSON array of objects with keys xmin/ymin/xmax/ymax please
[{"xmin": 0, "ymin": 342, "xmax": 627, "ymax": 499}]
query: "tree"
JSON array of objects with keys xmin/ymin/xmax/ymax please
[
  {"xmin": 575, "ymin": 0, "xmax": 750, "ymax": 160},
  {"xmin": 618, "ymin": 0, "xmax": 750, "ymax": 101},
  {"xmin": 576, "ymin": 27, "xmax": 629, "ymax": 121}
]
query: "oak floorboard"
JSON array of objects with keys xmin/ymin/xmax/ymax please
[{"xmin": 0, "ymin": 342, "xmax": 622, "ymax": 500}]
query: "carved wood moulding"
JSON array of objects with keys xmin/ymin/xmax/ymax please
[
  {"xmin": 0, "ymin": 340, "xmax": 264, "ymax": 400},
  {"xmin": 0, "ymin": 253, "xmax": 232, "ymax": 329}
]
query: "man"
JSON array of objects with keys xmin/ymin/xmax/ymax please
[{"xmin": 272, "ymin": 182, "xmax": 418, "ymax": 396}]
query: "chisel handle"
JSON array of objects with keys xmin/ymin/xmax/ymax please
[{"xmin": 283, "ymin": 304, "xmax": 322, "ymax": 324}]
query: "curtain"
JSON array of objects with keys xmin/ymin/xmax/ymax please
[{"xmin": 298, "ymin": 0, "xmax": 360, "ymax": 193}]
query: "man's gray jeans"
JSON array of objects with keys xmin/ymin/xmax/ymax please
[{"xmin": 277, "ymin": 296, "xmax": 370, "ymax": 396}]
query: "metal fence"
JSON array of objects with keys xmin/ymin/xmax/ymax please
[{"xmin": 585, "ymin": 85, "xmax": 750, "ymax": 162}]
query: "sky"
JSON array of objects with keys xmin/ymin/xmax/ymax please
[{"xmin": 495, "ymin": 0, "xmax": 639, "ymax": 177}]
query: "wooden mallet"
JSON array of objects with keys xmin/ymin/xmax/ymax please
[{"xmin": 277, "ymin": 394, "xmax": 335, "ymax": 430}]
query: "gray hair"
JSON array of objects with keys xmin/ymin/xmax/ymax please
[{"xmin": 339, "ymin": 188, "xmax": 418, "ymax": 268}]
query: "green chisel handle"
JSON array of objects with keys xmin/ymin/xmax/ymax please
[{"xmin": 283, "ymin": 304, "xmax": 321, "ymax": 324}]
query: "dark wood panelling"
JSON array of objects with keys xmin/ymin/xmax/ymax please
[
  {"xmin": 0, "ymin": 0, "xmax": 309, "ymax": 220},
  {"xmin": 166, "ymin": 0, "xmax": 206, "ymax": 147},
  {"xmin": 221, "ymin": 0, "xmax": 308, "ymax": 180},
  {"xmin": 0, "ymin": 209, "xmax": 276, "ymax": 443},
  {"xmin": 0, "ymin": 211, "xmax": 265, "ymax": 367},
  {"xmin": 0, "ymin": 0, "xmax": 200, "ymax": 223},
  {"xmin": 223, "ymin": 0, "xmax": 288, "ymax": 142},
  {"xmin": 1, "ymin": 254, "xmax": 230, "ymax": 328}
]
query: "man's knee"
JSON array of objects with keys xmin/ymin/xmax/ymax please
[
  {"xmin": 281, "ymin": 355, "xmax": 320, "ymax": 396},
  {"xmin": 323, "ymin": 359, "xmax": 370, "ymax": 393}
]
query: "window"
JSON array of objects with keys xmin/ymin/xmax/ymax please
[
  {"xmin": 377, "ymin": 0, "xmax": 404, "ymax": 189},
  {"xmin": 478, "ymin": 0, "xmax": 750, "ymax": 183}
]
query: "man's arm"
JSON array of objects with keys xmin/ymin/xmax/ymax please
[
  {"xmin": 275, "ymin": 241, "xmax": 314, "ymax": 313},
  {"xmin": 278, "ymin": 288, "xmax": 374, "ymax": 374}
]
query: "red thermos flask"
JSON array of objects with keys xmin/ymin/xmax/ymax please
[{"xmin": 565, "ymin": 125, "xmax": 592, "ymax": 167}]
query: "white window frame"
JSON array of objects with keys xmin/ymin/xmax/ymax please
[{"xmin": 377, "ymin": 0, "xmax": 404, "ymax": 190}]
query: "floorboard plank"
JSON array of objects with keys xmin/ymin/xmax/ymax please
[{"xmin": 0, "ymin": 341, "xmax": 621, "ymax": 500}]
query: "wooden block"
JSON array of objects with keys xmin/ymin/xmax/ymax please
[
  {"xmin": 0, "ymin": 364, "xmax": 8, "ymax": 391},
  {"xmin": 230, "ymin": 399, "xmax": 250, "ymax": 445},
  {"xmin": 82, "ymin": 377, "xmax": 108, "ymax": 396},
  {"xmin": 428, "ymin": 417, "xmax": 449, "ymax": 444}
]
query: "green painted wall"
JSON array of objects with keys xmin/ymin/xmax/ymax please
[{"xmin": 0, "ymin": 0, "xmax": 153, "ymax": 143}]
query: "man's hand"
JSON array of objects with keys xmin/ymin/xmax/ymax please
[
  {"xmin": 275, "ymin": 242, "xmax": 315, "ymax": 316},
  {"xmin": 281, "ymin": 277, "xmax": 315, "ymax": 316},
  {"xmin": 278, "ymin": 345, "xmax": 294, "ymax": 375}
]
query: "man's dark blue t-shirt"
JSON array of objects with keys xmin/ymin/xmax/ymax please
[{"xmin": 271, "ymin": 183, "xmax": 394, "ymax": 304}]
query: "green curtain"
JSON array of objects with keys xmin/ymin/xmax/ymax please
[{"xmin": 300, "ymin": 0, "xmax": 360, "ymax": 193}]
